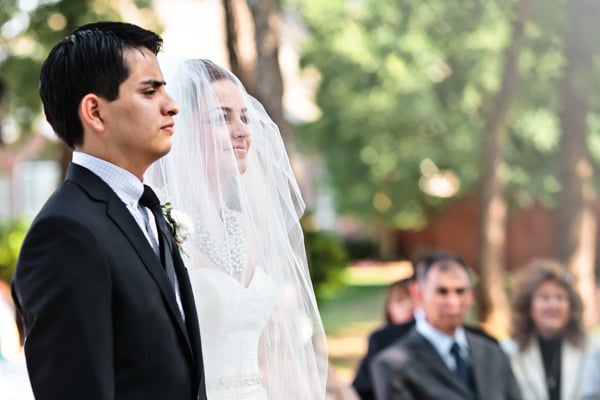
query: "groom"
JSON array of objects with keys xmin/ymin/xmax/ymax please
[{"xmin": 11, "ymin": 22, "xmax": 206, "ymax": 400}]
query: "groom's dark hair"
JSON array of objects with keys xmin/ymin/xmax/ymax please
[{"xmin": 39, "ymin": 21, "xmax": 163, "ymax": 149}]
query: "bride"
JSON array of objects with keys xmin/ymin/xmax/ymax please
[{"xmin": 146, "ymin": 56, "xmax": 328, "ymax": 399}]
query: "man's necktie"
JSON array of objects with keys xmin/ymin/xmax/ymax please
[
  {"xmin": 450, "ymin": 342, "xmax": 470, "ymax": 388},
  {"xmin": 138, "ymin": 189, "xmax": 160, "ymax": 256},
  {"xmin": 138, "ymin": 186, "xmax": 185, "ymax": 321},
  {"xmin": 139, "ymin": 185, "xmax": 177, "ymax": 291}
]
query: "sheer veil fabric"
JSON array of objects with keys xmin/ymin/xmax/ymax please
[{"xmin": 146, "ymin": 54, "xmax": 328, "ymax": 399}]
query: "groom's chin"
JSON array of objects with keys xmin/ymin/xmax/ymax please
[{"xmin": 157, "ymin": 141, "xmax": 173, "ymax": 158}]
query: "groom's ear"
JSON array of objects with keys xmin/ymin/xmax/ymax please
[{"xmin": 79, "ymin": 93, "xmax": 104, "ymax": 132}]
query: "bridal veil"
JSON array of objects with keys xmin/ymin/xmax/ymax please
[{"xmin": 146, "ymin": 54, "xmax": 328, "ymax": 399}]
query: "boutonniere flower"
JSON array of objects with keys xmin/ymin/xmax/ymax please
[{"xmin": 162, "ymin": 201, "xmax": 194, "ymax": 256}]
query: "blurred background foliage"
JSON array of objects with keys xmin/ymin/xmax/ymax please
[
  {"xmin": 0, "ymin": 218, "xmax": 27, "ymax": 284},
  {"xmin": 2, "ymin": 0, "xmax": 599, "ymax": 242},
  {"xmin": 0, "ymin": 0, "xmax": 159, "ymax": 138},
  {"xmin": 304, "ymin": 227, "xmax": 348, "ymax": 302},
  {"xmin": 291, "ymin": 0, "xmax": 600, "ymax": 229},
  {"xmin": 1, "ymin": 0, "xmax": 600, "ymax": 333}
]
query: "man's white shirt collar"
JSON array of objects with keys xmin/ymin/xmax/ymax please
[
  {"xmin": 71, "ymin": 151, "xmax": 144, "ymax": 206},
  {"xmin": 415, "ymin": 312, "xmax": 469, "ymax": 369}
]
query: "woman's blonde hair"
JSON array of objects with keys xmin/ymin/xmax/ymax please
[{"xmin": 510, "ymin": 258, "xmax": 584, "ymax": 349}]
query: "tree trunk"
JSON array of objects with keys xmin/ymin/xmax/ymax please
[
  {"xmin": 222, "ymin": 0, "xmax": 256, "ymax": 91},
  {"xmin": 223, "ymin": 0, "xmax": 295, "ymax": 154},
  {"xmin": 246, "ymin": 0, "xmax": 295, "ymax": 154},
  {"xmin": 476, "ymin": 0, "xmax": 534, "ymax": 338},
  {"xmin": 557, "ymin": 0, "xmax": 600, "ymax": 329},
  {"xmin": 223, "ymin": 0, "xmax": 243, "ymax": 78}
]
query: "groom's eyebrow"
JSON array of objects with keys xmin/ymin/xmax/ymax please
[{"xmin": 140, "ymin": 79, "xmax": 166, "ymax": 88}]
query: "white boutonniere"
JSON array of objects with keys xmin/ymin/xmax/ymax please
[{"xmin": 162, "ymin": 202, "xmax": 194, "ymax": 256}]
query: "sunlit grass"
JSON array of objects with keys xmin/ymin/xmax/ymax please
[
  {"xmin": 342, "ymin": 260, "xmax": 412, "ymax": 286},
  {"xmin": 320, "ymin": 262, "xmax": 412, "ymax": 380}
]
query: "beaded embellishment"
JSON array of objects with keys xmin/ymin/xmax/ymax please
[{"xmin": 193, "ymin": 208, "xmax": 247, "ymax": 275}]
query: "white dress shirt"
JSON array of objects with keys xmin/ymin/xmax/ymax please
[
  {"xmin": 72, "ymin": 151, "xmax": 159, "ymax": 249},
  {"xmin": 416, "ymin": 313, "xmax": 470, "ymax": 371}
]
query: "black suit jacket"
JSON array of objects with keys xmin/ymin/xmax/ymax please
[
  {"xmin": 353, "ymin": 320, "xmax": 416, "ymax": 400},
  {"xmin": 12, "ymin": 164, "xmax": 207, "ymax": 400},
  {"xmin": 370, "ymin": 328, "xmax": 521, "ymax": 400}
]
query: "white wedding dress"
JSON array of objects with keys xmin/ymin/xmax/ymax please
[{"xmin": 188, "ymin": 266, "xmax": 277, "ymax": 400}]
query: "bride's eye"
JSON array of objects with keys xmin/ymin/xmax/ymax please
[
  {"xmin": 241, "ymin": 114, "xmax": 250, "ymax": 124},
  {"xmin": 210, "ymin": 113, "xmax": 228, "ymax": 125}
]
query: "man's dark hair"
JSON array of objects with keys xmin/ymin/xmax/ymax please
[
  {"xmin": 411, "ymin": 249, "xmax": 470, "ymax": 285},
  {"xmin": 39, "ymin": 22, "xmax": 162, "ymax": 149}
]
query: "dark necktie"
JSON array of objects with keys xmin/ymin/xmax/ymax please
[
  {"xmin": 139, "ymin": 185, "xmax": 177, "ymax": 291},
  {"xmin": 139, "ymin": 185, "xmax": 185, "ymax": 321},
  {"xmin": 450, "ymin": 342, "xmax": 470, "ymax": 388}
]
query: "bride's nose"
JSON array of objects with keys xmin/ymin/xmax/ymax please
[{"xmin": 231, "ymin": 119, "xmax": 250, "ymax": 138}]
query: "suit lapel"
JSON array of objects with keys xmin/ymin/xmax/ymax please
[
  {"xmin": 412, "ymin": 332, "xmax": 475, "ymax": 399},
  {"xmin": 467, "ymin": 333, "xmax": 492, "ymax": 398},
  {"xmin": 154, "ymin": 208, "xmax": 204, "ymax": 386},
  {"xmin": 170, "ymin": 238, "xmax": 205, "ymax": 385},
  {"xmin": 107, "ymin": 201, "xmax": 193, "ymax": 351},
  {"xmin": 67, "ymin": 164, "xmax": 195, "ymax": 360},
  {"xmin": 148, "ymin": 198, "xmax": 204, "ymax": 380},
  {"xmin": 516, "ymin": 340, "xmax": 548, "ymax": 400}
]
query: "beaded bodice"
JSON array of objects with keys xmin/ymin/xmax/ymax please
[{"xmin": 189, "ymin": 266, "xmax": 276, "ymax": 399}]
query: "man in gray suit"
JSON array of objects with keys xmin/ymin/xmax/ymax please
[{"xmin": 370, "ymin": 250, "xmax": 521, "ymax": 400}]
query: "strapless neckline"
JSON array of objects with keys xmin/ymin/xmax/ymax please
[{"xmin": 188, "ymin": 266, "xmax": 276, "ymax": 399}]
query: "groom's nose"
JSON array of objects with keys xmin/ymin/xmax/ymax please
[{"xmin": 163, "ymin": 93, "xmax": 179, "ymax": 116}]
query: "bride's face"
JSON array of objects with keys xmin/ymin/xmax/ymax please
[{"xmin": 208, "ymin": 79, "xmax": 252, "ymax": 174}]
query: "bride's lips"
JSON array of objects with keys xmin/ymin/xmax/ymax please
[{"xmin": 232, "ymin": 145, "xmax": 247, "ymax": 155}]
